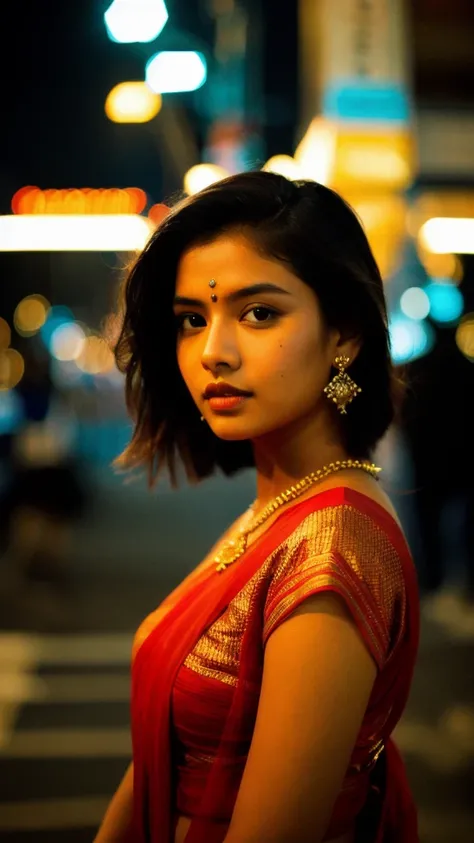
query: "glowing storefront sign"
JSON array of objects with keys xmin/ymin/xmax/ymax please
[
  {"xmin": 0, "ymin": 214, "xmax": 153, "ymax": 251},
  {"xmin": 11, "ymin": 186, "xmax": 147, "ymax": 215}
]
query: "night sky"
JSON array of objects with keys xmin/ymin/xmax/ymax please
[
  {"xmin": 0, "ymin": 1, "xmax": 214, "ymax": 209},
  {"xmin": 0, "ymin": 0, "xmax": 298, "ymax": 214}
]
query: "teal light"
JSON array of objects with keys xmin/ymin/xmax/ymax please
[
  {"xmin": 104, "ymin": 0, "xmax": 168, "ymax": 44},
  {"xmin": 146, "ymin": 51, "xmax": 207, "ymax": 94},
  {"xmin": 389, "ymin": 316, "xmax": 435, "ymax": 364},
  {"xmin": 0, "ymin": 389, "xmax": 23, "ymax": 434},
  {"xmin": 425, "ymin": 281, "xmax": 463, "ymax": 324},
  {"xmin": 40, "ymin": 306, "xmax": 75, "ymax": 349}
]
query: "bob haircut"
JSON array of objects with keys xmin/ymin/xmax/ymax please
[{"xmin": 111, "ymin": 171, "xmax": 400, "ymax": 488}]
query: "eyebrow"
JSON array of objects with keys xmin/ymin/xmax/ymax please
[{"xmin": 173, "ymin": 282, "xmax": 292, "ymax": 308}]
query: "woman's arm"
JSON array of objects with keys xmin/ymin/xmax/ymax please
[
  {"xmin": 223, "ymin": 593, "xmax": 377, "ymax": 843},
  {"xmin": 93, "ymin": 761, "xmax": 134, "ymax": 843}
]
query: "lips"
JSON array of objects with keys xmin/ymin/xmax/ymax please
[{"xmin": 203, "ymin": 382, "xmax": 252, "ymax": 399}]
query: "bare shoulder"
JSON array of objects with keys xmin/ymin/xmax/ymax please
[
  {"xmin": 344, "ymin": 474, "xmax": 403, "ymax": 528},
  {"xmin": 312, "ymin": 470, "xmax": 403, "ymax": 530}
]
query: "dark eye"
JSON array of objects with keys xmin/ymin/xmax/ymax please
[
  {"xmin": 175, "ymin": 313, "xmax": 205, "ymax": 331},
  {"xmin": 243, "ymin": 306, "xmax": 279, "ymax": 324}
]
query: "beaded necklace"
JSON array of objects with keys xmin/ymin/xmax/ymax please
[{"xmin": 214, "ymin": 459, "xmax": 381, "ymax": 572}]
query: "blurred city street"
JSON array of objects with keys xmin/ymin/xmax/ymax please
[
  {"xmin": 1, "ymin": 466, "xmax": 474, "ymax": 843},
  {"xmin": 1, "ymin": 0, "xmax": 474, "ymax": 841}
]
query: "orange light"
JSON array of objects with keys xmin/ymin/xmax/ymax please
[
  {"xmin": 148, "ymin": 203, "xmax": 171, "ymax": 226},
  {"xmin": 11, "ymin": 186, "xmax": 147, "ymax": 216},
  {"xmin": 456, "ymin": 315, "xmax": 474, "ymax": 361},
  {"xmin": 75, "ymin": 335, "xmax": 115, "ymax": 375},
  {"xmin": 0, "ymin": 348, "xmax": 25, "ymax": 390},
  {"xmin": 14, "ymin": 295, "xmax": 50, "ymax": 337},
  {"xmin": 0, "ymin": 318, "xmax": 11, "ymax": 350},
  {"xmin": 105, "ymin": 81, "xmax": 162, "ymax": 123}
]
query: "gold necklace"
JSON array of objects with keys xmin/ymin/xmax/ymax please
[{"xmin": 214, "ymin": 459, "xmax": 381, "ymax": 572}]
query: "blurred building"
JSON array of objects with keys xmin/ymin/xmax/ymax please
[{"xmin": 0, "ymin": 0, "xmax": 473, "ymax": 484}]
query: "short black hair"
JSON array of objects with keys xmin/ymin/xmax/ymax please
[{"xmin": 111, "ymin": 171, "xmax": 401, "ymax": 488}]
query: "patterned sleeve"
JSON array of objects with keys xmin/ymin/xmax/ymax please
[{"xmin": 262, "ymin": 503, "xmax": 406, "ymax": 671}]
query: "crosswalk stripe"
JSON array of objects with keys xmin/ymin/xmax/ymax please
[
  {"xmin": 2, "ymin": 728, "xmax": 131, "ymax": 758},
  {"xmin": 0, "ymin": 796, "xmax": 109, "ymax": 830},
  {"xmin": 0, "ymin": 632, "xmax": 133, "ymax": 667},
  {"xmin": 0, "ymin": 672, "xmax": 130, "ymax": 704}
]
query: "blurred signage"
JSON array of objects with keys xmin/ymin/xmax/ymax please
[
  {"xmin": 317, "ymin": 0, "xmax": 411, "ymax": 127},
  {"xmin": 350, "ymin": 193, "xmax": 408, "ymax": 278},
  {"xmin": 333, "ymin": 127, "xmax": 414, "ymax": 191},
  {"xmin": 12, "ymin": 186, "xmax": 147, "ymax": 215},
  {"xmin": 323, "ymin": 81, "xmax": 409, "ymax": 124},
  {"xmin": 295, "ymin": 117, "xmax": 414, "ymax": 193},
  {"xmin": 297, "ymin": 0, "xmax": 415, "ymax": 193},
  {"xmin": 0, "ymin": 214, "xmax": 153, "ymax": 251}
]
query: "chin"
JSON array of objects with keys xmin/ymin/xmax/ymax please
[
  {"xmin": 208, "ymin": 416, "xmax": 282, "ymax": 442},
  {"xmin": 208, "ymin": 423, "xmax": 252, "ymax": 442}
]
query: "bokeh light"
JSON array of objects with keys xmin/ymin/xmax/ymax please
[
  {"xmin": 104, "ymin": 0, "xmax": 168, "ymax": 44},
  {"xmin": 263, "ymin": 155, "xmax": 302, "ymax": 180},
  {"xmin": 0, "ymin": 388, "xmax": 22, "ymax": 433},
  {"xmin": 425, "ymin": 281, "xmax": 464, "ymax": 324},
  {"xmin": 105, "ymin": 82, "xmax": 162, "ymax": 123},
  {"xmin": 400, "ymin": 287, "xmax": 430, "ymax": 320},
  {"xmin": 40, "ymin": 306, "xmax": 75, "ymax": 348},
  {"xmin": 148, "ymin": 203, "xmax": 171, "ymax": 226},
  {"xmin": 389, "ymin": 316, "xmax": 435, "ymax": 364},
  {"xmin": 294, "ymin": 116, "xmax": 337, "ymax": 185},
  {"xmin": 184, "ymin": 164, "xmax": 230, "ymax": 196},
  {"xmin": 417, "ymin": 248, "xmax": 463, "ymax": 284},
  {"xmin": 455, "ymin": 314, "xmax": 474, "ymax": 361},
  {"xmin": 75, "ymin": 336, "xmax": 116, "ymax": 375},
  {"xmin": 146, "ymin": 51, "xmax": 207, "ymax": 94},
  {"xmin": 50, "ymin": 322, "xmax": 86, "ymax": 361},
  {"xmin": 0, "ymin": 215, "xmax": 153, "ymax": 251},
  {"xmin": 12, "ymin": 186, "xmax": 147, "ymax": 215},
  {"xmin": 419, "ymin": 218, "xmax": 474, "ymax": 255},
  {"xmin": 13, "ymin": 295, "xmax": 50, "ymax": 337},
  {"xmin": 0, "ymin": 348, "xmax": 25, "ymax": 390},
  {"xmin": 0, "ymin": 318, "xmax": 11, "ymax": 349}
]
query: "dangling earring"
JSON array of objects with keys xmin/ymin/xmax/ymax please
[
  {"xmin": 324, "ymin": 355, "xmax": 361, "ymax": 414},
  {"xmin": 200, "ymin": 415, "xmax": 205, "ymax": 422}
]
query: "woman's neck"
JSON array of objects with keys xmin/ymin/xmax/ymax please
[{"xmin": 251, "ymin": 412, "xmax": 350, "ymax": 511}]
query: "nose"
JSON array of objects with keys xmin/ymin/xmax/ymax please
[{"xmin": 200, "ymin": 318, "xmax": 241, "ymax": 375}]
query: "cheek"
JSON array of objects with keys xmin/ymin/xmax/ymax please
[
  {"xmin": 176, "ymin": 345, "xmax": 195, "ymax": 392},
  {"xmin": 263, "ymin": 330, "xmax": 328, "ymax": 390}
]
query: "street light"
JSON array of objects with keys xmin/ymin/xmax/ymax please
[
  {"xmin": 105, "ymin": 82, "xmax": 162, "ymax": 123},
  {"xmin": 104, "ymin": 0, "xmax": 168, "ymax": 44},
  {"xmin": 146, "ymin": 51, "xmax": 207, "ymax": 94}
]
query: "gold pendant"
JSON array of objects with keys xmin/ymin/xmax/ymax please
[{"xmin": 215, "ymin": 534, "xmax": 248, "ymax": 572}]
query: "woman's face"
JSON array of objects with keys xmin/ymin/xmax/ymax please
[{"xmin": 173, "ymin": 233, "xmax": 348, "ymax": 442}]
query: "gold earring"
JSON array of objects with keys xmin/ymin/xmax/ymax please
[{"xmin": 324, "ymin": 355, "xmax": 361, "ymax": 414}]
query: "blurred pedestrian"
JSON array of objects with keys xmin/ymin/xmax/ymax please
[
  {"xmin": 401, "ymin": 315, "xmax": 474, "ymax": 611},
  {"xmin": 0, "ymin": 345, "xmax": 87, "ymax": 599}
]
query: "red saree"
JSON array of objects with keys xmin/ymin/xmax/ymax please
[{"xmin": 131, "ymin": 487, "xmax": 420, "ymax": 843}]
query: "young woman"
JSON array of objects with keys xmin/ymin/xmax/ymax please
[{"xmin": 95, "ymin": 172, "xmax": 420, "ymax": 843}]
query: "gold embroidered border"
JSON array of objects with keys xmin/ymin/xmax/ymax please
[{"xmin": 263, "ymin": 565, "xmax": 385, "ymax": 668}]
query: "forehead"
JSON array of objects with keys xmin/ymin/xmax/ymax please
[{"xmin": 175, "ymin": 234, "xmax": 300, "ymax": 291}]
